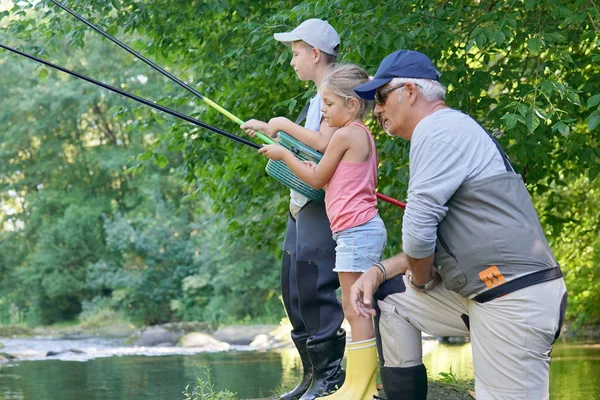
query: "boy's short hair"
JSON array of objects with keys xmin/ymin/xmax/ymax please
[
  {"xmin": 294, "ymin": 40, "xmax": 337, "ymax": 65},
  {"xmin": 274, "ymin": 18, "xmax": 340, "ymax": 57}
]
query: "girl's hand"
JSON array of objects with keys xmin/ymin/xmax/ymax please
[
  {"xmin": 241, "ymin": 119, "xmax": 268, "ymax": 137},
  {"xmin": 302, "ymin": 160, "xmax": 317, "ymax": 168},
  {"xmin": 267, "ymin": 117, "xmax": 292, "ymax": 138},
  {"xmin": 258, "ymin": 144, "xmax": 287, "ymax": 160}
]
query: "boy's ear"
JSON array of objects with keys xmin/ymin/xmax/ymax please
[{"xmin": 311, "ymin": 47, "xmax": 321, "ymax": 62}]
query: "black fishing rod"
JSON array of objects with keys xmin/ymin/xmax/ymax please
[
  {"xmin": 46, "ymin": 0, "xmax": 276, "ymax": 146},
  {"xmin": 19, "ymin": 1, "xmax": 408, "ymax": 208},
  {"xmin": 0, "ymin": 43, "xmax": 260, "ymax": 150}
]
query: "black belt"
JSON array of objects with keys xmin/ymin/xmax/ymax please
[{"xmin": 473, "ymin": 266, "xmax": 563, "ymax": 303}]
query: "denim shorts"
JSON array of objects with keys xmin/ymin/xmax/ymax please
[{"xmin": 332, "ymin": 214, "xmax": 387, "ymax": 273}]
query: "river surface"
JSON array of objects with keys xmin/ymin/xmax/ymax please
[{"xmin": 0, "ymin": 337, "xmax": 598, "ymax": 399}]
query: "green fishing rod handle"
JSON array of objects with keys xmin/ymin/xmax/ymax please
[
  {"xmin": 254, "ymin": 132, "xmax": 277, "ymax": 145},
  {"xmin": 264, "ymin": 131, "xmax": 325, "ymax": 202}
]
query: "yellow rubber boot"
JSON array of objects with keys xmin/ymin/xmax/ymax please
[{"xmin": 318, "ymin": 338, "xmax": 378, "ymax": 400}]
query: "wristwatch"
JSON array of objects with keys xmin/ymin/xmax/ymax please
[{"xmin": 408, "ymin": 272, "xmax": 437, "ymax": 291}]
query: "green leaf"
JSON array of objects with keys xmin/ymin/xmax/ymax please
[
  {"xmin": 138, "ymin": 150, "xmax": 154, "ymax": 161},
  {"xmin": 527, "ymin": 37, "xmax": 543, "ymax": 55},
  {"xmin": 552, "ymin": 121, "xmax": 570, "ymax": 136},
  {"xmin": 588, "ymin": 110, "xmax": 600, "ymax": 131},
  {"xmin": 524, "ymin": 0, "xmax": 536, "ymax": 11},
  {"xmin": 502, "ymin": 113, "xmax": 518, "ymax": 129},
  {"xmin": 525, "ymin": 110, "xmax": 540, "ymax": 133},
  {"xmin": 288, "ymin": 98, "xmax": 297, "ymax": 114},
  {"xmin": 39, "ymin": 68, "xmax": 48, "ymax": 80},
  {"xmin": 589, "ymin": 164, "xmax": 600, "ymax": 182},
  {"xmin": 154, "ymin": 154, "xmax": 169, "ymax": 168},
  {"xmin": 587, "ymin": 94, "xmax": 600, "ymax": 109}
]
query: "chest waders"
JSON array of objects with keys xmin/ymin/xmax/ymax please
[
  {"xmin": 371, "ymin": 124, "xmax": 563, "ymax": 400},
  {"xmin": 278, "ymin": 108, "xmax": 346, "ymax": 400}
]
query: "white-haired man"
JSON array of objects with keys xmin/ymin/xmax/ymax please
[{"xmin": 351, "ymin": 50, "xmax": 567, "ymax": 400}]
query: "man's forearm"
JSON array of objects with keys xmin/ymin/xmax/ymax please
[{"xmin": 406, "ymin": 253, "xmax": 435, "ymax": 286}]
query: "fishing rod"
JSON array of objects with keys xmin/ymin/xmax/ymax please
[
  {"xmin": 46, "ymin": 0, "xmax": 276, "ymax": 146},
  {"xmin": 375, "ymin": 192, "xmax": 406, "ymax": 209},
  {"xmin": 0, "ymin": 43, "xmax": 260, "ymax": 150},
  {"xmin": 46, "ymin": 1, "xmax": 407, "ymax": 209}
]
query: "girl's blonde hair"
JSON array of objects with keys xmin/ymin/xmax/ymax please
[{"xmin": 321, "ymin": 63, "xmax": 371, "ymax": 120}]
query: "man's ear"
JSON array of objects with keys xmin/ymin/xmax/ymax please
[{"xmin": 405, "ymin": 82, "xmax": 419, "ymax": 105}]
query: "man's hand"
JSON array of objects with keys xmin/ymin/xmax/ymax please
[
  {"xmin": 241, "ymin": 119, "xmax": 268, "ymax": 137},
  {"xmin": 258, "ymin": 144, "xmax": 287, "ymax": 161},
  {"xmin": 350, "ymin": 267, "xmax": 383, "ymax": 319}
]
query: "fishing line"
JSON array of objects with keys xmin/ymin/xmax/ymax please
[
  {"xmin": 0, "ymin": 43, "xmax": 261, "ymax": 150},
  {"xmin": 19, "ymin": 2, "xmax": 408, "ymax": 208},
  {"xmin": 46, "ymin": 0, "xmax": 276, "ymax": 146}
]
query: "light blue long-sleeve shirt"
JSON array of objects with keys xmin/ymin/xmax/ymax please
[{"xmin": 402, "ymin": 108, "xmax": 507, "ymax": 258}]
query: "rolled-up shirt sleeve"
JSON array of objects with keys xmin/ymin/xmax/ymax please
[{"xmin": 402, "ymin": 135, "xmax": 468, "ymax": 259}]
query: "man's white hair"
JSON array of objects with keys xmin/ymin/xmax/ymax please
[{"xmin": 390, "ymin": 77, "xmax": 446, "ymax": 102}]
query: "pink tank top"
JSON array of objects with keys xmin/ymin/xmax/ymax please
[{"xmin": 325, "ymin": 122, "xmax": 379, "ymax": 234}]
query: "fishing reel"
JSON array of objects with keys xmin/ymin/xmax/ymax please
[{"xmin": 265, "ymin": 131, "xmax": 325, "ymax": 202}]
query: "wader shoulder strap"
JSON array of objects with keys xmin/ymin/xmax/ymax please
[
  {"xmin": 474, "ymin": 120, "xmax": 515, "ymax": 173},
  {"xmin": 295, "ymin": 97, "xmax": 312, "ymax": 125}
]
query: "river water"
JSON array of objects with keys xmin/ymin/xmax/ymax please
[{"xmin": 0, "ymin": 337, "xmax": 598, "ymax": 399}]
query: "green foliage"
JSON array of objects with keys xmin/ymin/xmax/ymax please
[
  {"xmin": 536, "ymin": 176, "xmax": 600, "ymax": 329},
  {"xmin": 183, "ymin": 366, "xmax": 237, "ymax": 400},
  {"xmin": 0, "ymin": 31, "xmax": 282, "ymax": 326},
  {"xmin": 1, "ymin": 0, "xmax": 599, "ymax": 327}
]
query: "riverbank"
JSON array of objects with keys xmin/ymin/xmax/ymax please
[
  {"xmin": 2, "ymin": 317, "xmax": 599, "ymax": 400},
  {"xmin": 0, "ymin": 317, "xmax": 478, "ymax": 399}
]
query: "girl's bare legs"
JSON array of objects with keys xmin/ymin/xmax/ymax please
[
  {"xmin": 319, "ymin": 271, "xmax": 379, "ymax": 399},
  {"xmin": 338, "ymin": 272, "xmax": 374, "ymax": 341}
]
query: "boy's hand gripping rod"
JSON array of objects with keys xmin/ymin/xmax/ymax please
[{"xmin": 45, "ymin": 0, "xmax": 406, "ymax": 209}]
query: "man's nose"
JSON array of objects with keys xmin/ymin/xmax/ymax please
[{"xmin": 374, "ymin": 103, "xmax": 383, "ymax": 117}]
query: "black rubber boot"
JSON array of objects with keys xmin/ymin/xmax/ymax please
[
  {"xmin": 380, "ymin": 364, "xmax": 428, "ymax": 400},
  {"xmin": 282, "ymin": 202, "xmax": 345, "ymax": 400},
  {"xmin": 280, "ymin": 338, "xmax": 312, "ymax": 400},
  {"xmin": 299, "ymin": 331, "xmax": 346, "ymax": 400}
]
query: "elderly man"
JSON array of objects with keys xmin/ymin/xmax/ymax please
[{"xmin": 351, "ymin": 50, "xmax": 568, "ymax": 400}]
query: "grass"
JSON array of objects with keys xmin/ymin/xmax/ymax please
[
  {"xmin": 437, "ymin": 366, "xmax": 474, "ymax": 392},
  {"xmin": 183, "ymin": 366, "xmax": 237, "ymax": 400},
  {"xmin": 266, "ymin": 368, "xmax": 475, "ymax": 400}
]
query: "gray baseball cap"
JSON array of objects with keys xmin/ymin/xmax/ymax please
[{"xmin": 274, "ymin": 19, "xmax": 340, "ymax": 56}]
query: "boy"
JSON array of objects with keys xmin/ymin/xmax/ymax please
[{"xmin": 242, "ymin": 19, "xmax": 345, "ymax": 400}]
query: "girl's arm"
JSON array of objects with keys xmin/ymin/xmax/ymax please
[
  {"xmin": 268, "ymin": 117, "xmax": 336, "ymax": 153},
  {"xmin": 259, "ymin": 130, "xmax": 350, "ymax": 189}
]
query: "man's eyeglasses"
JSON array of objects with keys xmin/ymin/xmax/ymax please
[{"xmin": 374, "ymin": 84, "xmax": 406, "ymax": 106}]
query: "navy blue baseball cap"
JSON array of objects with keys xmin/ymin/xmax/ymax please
[{"xmin": 354, "ymin": 50, "xmax": 440, "ymax": 100}]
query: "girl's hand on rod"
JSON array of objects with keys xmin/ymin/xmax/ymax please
[{"xmin": 258, "ymin": 144, "xmax": 287, "ymax": 161}]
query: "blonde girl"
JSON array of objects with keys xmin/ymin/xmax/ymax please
[{"xmin": 260, "ymin": 63, "xmax": 386, "ymax": 400}]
